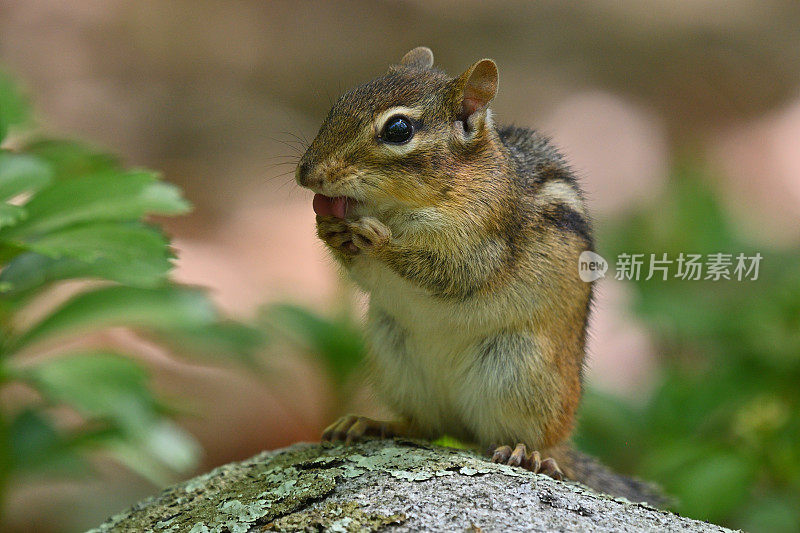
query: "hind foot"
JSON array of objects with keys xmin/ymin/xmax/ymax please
[
  {"xmin": 321, "ymin": 415, "xmax": 410, "ymax": 445},
  {"xmin": 490, "ymin": 443, "xmax": 563, "ymax": 480}
]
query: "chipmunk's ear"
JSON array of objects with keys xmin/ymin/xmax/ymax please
[
  {"xmin": 452, "ymin": 59, "xmax": 498, "ymax": 123},
  {"xmin": 399, "ymin": 47, "xmax": 434, "ymax": 69}
]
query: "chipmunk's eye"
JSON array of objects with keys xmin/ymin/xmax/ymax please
[{"xmin": 380, "ymin": 115, "xmax": 413, "ymax": 144}]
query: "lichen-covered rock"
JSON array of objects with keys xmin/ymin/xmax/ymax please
[{"xmin": 89, "ymin": 440, "xmax": 733, "ymax": 533}]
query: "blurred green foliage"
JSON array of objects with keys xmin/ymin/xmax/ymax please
[
  {"xmin": 0, "ymin": 70, "xmax": 265, "ymax": 514},
  {"xmin": 264, "ymin": 302, "xmax": 364, "ymax": 391},
  {"xmin": 575, "ymin": 160, "xmax": 800, "ymax": 533}
]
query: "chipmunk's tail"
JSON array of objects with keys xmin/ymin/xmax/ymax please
[{"xmin": 549, "ymin": 445, "xmax": 669, "ymax": 507}]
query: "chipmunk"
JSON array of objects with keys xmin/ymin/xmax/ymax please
[{"xmin": 296, "ymin": 47, "xmax": 662, "ymax": 505}]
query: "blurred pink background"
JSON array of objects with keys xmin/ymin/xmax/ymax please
[{"xmin": 2, "ymin": 1, "xmax": 799, "ymax": 530}]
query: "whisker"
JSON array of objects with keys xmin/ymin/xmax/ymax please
[
  {"xmin": 268, "ymin": 168, "xmax": 296, "ymax": 177},
  {"xmin": 264, "ymin": 160, "xmax": 299, "ymax": 168},
  {"xmin": 266, "ymin": 165, "xmax": 297, "ymax": 172},
  {"xmin": 276, "ymin": 179, "xmax": 296, "ymax": 193},
  {"xmin": 283, "ymin": 131, "xmax": 310, "ymax": 149},
  {"xmin": 267, "ymin": 135, "xmax": 306, "ymax": 154}
]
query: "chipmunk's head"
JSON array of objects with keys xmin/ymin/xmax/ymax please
[{"xmin": 296, "ymin": 47, "xmax": 500, "ymax": 220}]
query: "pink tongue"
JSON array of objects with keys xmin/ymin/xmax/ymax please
[{"xmin": 313, "ymin": 194, "xmax": 347, "ymax": 219}]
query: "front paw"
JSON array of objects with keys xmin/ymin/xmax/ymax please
[
  {"xmin": 316, "ymin": 215, "xmax": 359, "ymax": 255},
  {"xmin": 347, "ymin": 217, "xmax": 391, "ymax": 253}
]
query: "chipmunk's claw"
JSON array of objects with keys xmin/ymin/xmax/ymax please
[
  {"xmin": 491, "ymin": 445, "xmax": 512, "ymax": 463},
  {"xmin": 490, "ymin": 443, "xmax": 563, "ymax": 480},
  {"xmin": 539, "ymin": 457, "xmax": 563, "ymax": 480},
  {"xmin": 321, "ymin": 414, "xmax": 396, "ymax": 444}
]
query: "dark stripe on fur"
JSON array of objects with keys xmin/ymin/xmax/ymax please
[{"xmin": 542, "ymin": 203, "xmax": 592, "ymax": 246}]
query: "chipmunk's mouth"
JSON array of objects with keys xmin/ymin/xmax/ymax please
[{"xmin": 312, "ymin": 194, "xmax": 360, "ymax": 219}]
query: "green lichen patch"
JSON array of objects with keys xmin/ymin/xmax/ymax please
[
  {"xmin": 89, "ymin": 445, "xmax": 341, "ymax": 533},
  {"xmin": 263, "ymin": 500, "xmax": 406, "ymax": 532},
  {"xmin": 89, "ymin": 440, "xmax": 528, "ymax": 532}
]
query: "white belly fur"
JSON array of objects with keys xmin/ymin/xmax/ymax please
[{"xmin": 349, "ymin": 254, "xmax": 554, "ymax": 447}]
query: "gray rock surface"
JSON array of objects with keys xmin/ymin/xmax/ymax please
[{"xmin": 90, "ymin": 439, "xmax": 734, "ymax": 532}]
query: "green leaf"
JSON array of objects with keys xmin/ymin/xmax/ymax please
[
  {"xmin": 738, "ymin": 492, "xmax": 800, "ymax": 533},
  {"xmin": 0, "ymin": 152, "xmax": 53, "ymax": 200},
  {"xmin": 2, "ymin": 222, "xmax": 171, "ymax": 294},
  {"xmin": 432, "ymin": 436, "xmax": 470, "ymax": 449},
  {"xmin": 14, "ymin": 286, "xmax": 218, "ymax": 350},
  {"xmin": 574, "ymin": 388, "xmax": 642, "ymax": 469},
  {"xmin": 0, "ymin": 70, "xmax": 31, "ymax": 141},
  {"xmin": 10, "ymin": 408, "xmax": 60, "ymax": 470},
  {"xmin": 266, "ymin": 303, "xmax": 364, "ymax": 386},
  {"xmin": 108, "ymin": 422, "xmax": 200, "ymax": 484},
  {"xmin": 0, "ymin": 240, "xmax": 25, "ymax": 264},
  {"xmin": 670, "ymin": 451, "xmax": 754, "ymax": 523},
  {"xmin": 0, "ymin": 234, "xmax": 171, "ymax": 298},
  {"xmin": 139, "ymin": 421, "xmax": 199, "ymax": 473},
  {"xmin": 9, "ymin": 408, "xmax": 87, "ymax": 476},
  {"xmin": 24, "ymin": 352, "xmax": 155, "ymax": 434},
  {"xmin": 159, "ymin": 322, "xmax": 268, "ymax": 364},
  {"xmin": 0, "ymin": 223, "xmax": 173, "ymax": 297},
  {"xmin": 1, "ymin": 171, "xmax": 190, "ymax": 239},
  {"xmin": 25, "ymin": 222, "xmax": 171, "ymax": 264},
  {"xmin": 24, "ymin": 139, "xmax": 120, "ymax": 181},
  {"xmin": 20, "ymin": 354, "xmax": 199, "ymax": 481},
  {"xmin": 0, "ymin": 203, "xmax": 26, "ymax": 229}
]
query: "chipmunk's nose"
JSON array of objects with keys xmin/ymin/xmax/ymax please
[{"xmin": 295, "ymin": 161, "xmax": 313, "ymax": 187}]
